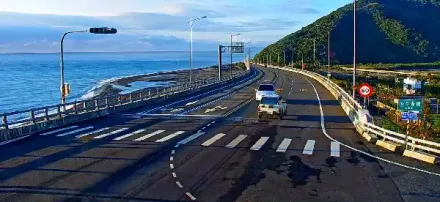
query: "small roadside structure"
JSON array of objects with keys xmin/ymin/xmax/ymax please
[{"xmin": 403, "ymin": 77, "xmax": 423, "ymax": 95}]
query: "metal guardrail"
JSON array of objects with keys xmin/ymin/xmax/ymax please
[
  {"xmin": 0, "ymin": 71, "xmax": 249, "ymax": 130},
  {"xmin": 262, "ymin": 64, "xmax": 440, "ymax": 158}
]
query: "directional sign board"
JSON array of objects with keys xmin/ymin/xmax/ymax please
[
  {"xmin": 401, "ymin": 112, "xmax": 418, "ymax": 121},
  {"xmin": 398, "ymin": 98, "xmax": 423, "ymax": 112},
  {"xmin": 358, "ymin": 83, "xmax": 373, "ymax": 98}
]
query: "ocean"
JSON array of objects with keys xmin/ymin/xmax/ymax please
[{"xmin": 0, "ymin": 51, "xmax": 254, "ymax": 114}]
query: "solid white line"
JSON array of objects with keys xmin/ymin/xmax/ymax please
[
  {"xmin": 156, "ymin": 131, "xmax": 185, "ymax": 142},
  {"xmin": 177, "ymin": 132, "xmax": 205, "ymax": 145},
  {"xmin": 276, "ymin": 138, "xmax": 292, "ymax": 153},
  {"xmin": 330, "ymin": 141, "xmax": 340, "ymax": 157},
  {"xmin": 172, "ymin": 172, "xmax": 177, "ymax": 178},
  {"xmin": 170, "ymin": 156, "xmax": 174, "ymax": 161},
  {"xmin": 39, "ymin": 125, "xmax": 79, "ymax": 136},
  {"xmin": 176, "ymin": 181, "xmax": 183, "ymax": 188},
  {"xmin": 201, "ymin": 133, "xmax": 226, "ymax": 147},
  {"xmin": 303, "ymin": 140, "xmax": 316, "ymax": 155},
  {"xmin": 94, "ymin": 128, "xmax": 128, "ymax": 139},
  {"xmin": 75, "ymin": 127, "xmax": 109, "ymax": 138},
  {"xmin": 225, "ymin": 135, "xmax": 247, "ymax": 148},
  {"xmin": 170, "ymin": 164, "xmax": 174, "ymax": 169},
  {"xmin": 250, "ymin": 137, "xmax": 269, "ymax": 151},
  {"xmin": 186, "ymin": 192, "xmax": 196, "ymax": 200},
  {"xmin": 113, "ymin": 129, "xmax": 146, "ymax": 140},
  {"xmin": 302, "ymin": 74, "xmax": 440, "ymax": 176},
  {"xmin": 0, "ymin": 135, "xmax": 30, "ymax": 146},
  {"xmin": 57, "ymin": 126, "xmax": 94, "ymax": 137},
  {"xmin": 134, "ymin": 130, "xmax": 166, "ymax": 141}
]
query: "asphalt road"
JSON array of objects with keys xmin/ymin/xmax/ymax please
[{"xmin": 0, "ymin": 66, "xmax": 439, "ymax": 202}]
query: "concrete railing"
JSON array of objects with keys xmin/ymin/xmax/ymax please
[
  {"xmin": 0, "ymin": 70, "xmax": 252, "ymax": 141},
  {"xmin": 262, "ymin": 64, "xmax": 440, "ymax": 164}
]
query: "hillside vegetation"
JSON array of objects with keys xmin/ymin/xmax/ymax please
[{"xmin": 255, "ymin": 0, "xmax": 440, "ymax": 65}]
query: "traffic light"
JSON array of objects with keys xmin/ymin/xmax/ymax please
[{"xmin": 89, "ymin": 27, "xmax": 117, "ymax": 34}]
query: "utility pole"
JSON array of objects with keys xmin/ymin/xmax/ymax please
[
  {"xmin": 313, "ymin": 39, "xmax": 316, "ymax": 65},
  {"xmin": 283, "ymin": 50, "xmax": 286, "ymax": 66},
  {"xmin": 277, "ymin": 53, "xmax": 280, "ymax": 65},
  {"xmin": 328, "ymin": 31, "xmax": 331, "ymax": 78}
]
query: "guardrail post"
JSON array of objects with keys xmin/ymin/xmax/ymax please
[
  {"xmin": 148, "ymin": 89, "xmax": 151, "ymax": 97},
  {"xmin": 74, "ymin": 101, "xmax": 78, "ymax": 114},
  {"xmin": 83, "ymin": 101, "xmax": 87, "ymax": 112},
  {"xmin": 105, "ymin": 97, "xmax": 109, "ymax": 108},
  {"xmin": 95, "ymin": 99, "xmax": 99, "ymax": 110},
  {"xmin": 57, "ymin": 105, "xmax": 62, "ymax": 118},
  {"xmin": 129, "ymin": 94, "xmax": 133, "ymax": 103},
  {"xmin": 45, "ymin": 108, "xmax": 49, "ymax": 120},
  {"xmin": 30, "ymin": 110, "xmax": 36, "ymax": 124},
  {"xmin": 2, "ymin": 115, "xmax": 8, "ymax": 129}
]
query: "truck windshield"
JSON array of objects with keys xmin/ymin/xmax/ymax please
[
  {"xmin": 258, "ymin": 85, "xmax": 275, "ymax": 91},
  {"xmin": 261, "ymin": 97, "xmax": 278, "ymax": 105}
]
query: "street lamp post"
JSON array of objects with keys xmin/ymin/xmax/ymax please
[
  {"xmin": 60, "ymin": 27, "xmax": 117, "ymax": 110},
  {"xmin": 353, "ymin": 0, "xmax": 357, "ymax": 98},
  {"xmin": 230, "ymin": 33, "xmax": 241, "ymax": 77},
  {"xmin": 188, "ymin": 16, "xmax": 207, "ymax": 85}
]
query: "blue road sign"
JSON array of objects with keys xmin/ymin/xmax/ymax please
[{"xmin": 401, "ymin": 112, "xmax": 418, "ymax": 121}]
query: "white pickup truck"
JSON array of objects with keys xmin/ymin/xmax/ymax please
[
  {"xmin": 257, "ymin": 95, "xmax": 287, "ymax": 119},
  {"xmin": 255, "ymin": 84, "xmax": 282, "ymax": 101}
]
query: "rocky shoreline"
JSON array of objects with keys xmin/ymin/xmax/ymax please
[{"xmin": 93, "ymin": 64, "xmax": 245, "ymax": 98}]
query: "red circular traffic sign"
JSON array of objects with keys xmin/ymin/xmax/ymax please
[{"xmin": 358, "ymin": 83, "xmax": 373, "ymax": 98}]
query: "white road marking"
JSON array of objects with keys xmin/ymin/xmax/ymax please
[
  {"xmin": 170, "ymin": 156, "xmax": 174, "ymax": 161},
  {"xmin": 75, "ymin": 127, "xmax": 109, "ymax": 138},
  {"xmin": 57, "ymin": 126, "xmax": 94, "ymax": 137},
  {"xmin": 113, "ymin": 129, "xmax": 146, "ymax": 140},
  {"xmin": 170, "ymin": 108, "xmax": 184, "ymax": 113},
  {"xmin": 204, "ymin": 105, "xmax": 228, "ymax": 113},
  {"xmin": 171, "ymin": 150, "xmax": 175, "ymax": 154},
  {"xmin": 170, "ymin": 164, "xmax": 174, "ymax": 169},
  {"xmin": 39, "ymin": 125, "xmax": 79, "ymax": 136},
  {"xmin": 185, "ymin": 100, "xmax": 199, "ymax": 106},
  {"xmin": 207, "ymin": 123, "xmax": 211, "ymax": 127},
  {"xmin": 250, "ymin": 137, "xmax": 269, "ymax": 151},
  {"xmin": 302, "ymin": 74, "xmax": 440, "ymax": 176},
  {"xmin": 134, "ymin": 130, "xmax": 166, "ymax": 141},
  {"xmin": 225, "ymin": 135, "xmax": 247, "ymax": 148},
  {"xmin": 94, "ymin": 128, "xmax": 128, "ymax": 139},
  {"xmin": 176, "ymin": 181, "xmax": 183, "ymax": 188},
  {"xmin": 156, "ymin": 131, "xmax": 185, "ymax": 142},
  {"xmin": 303, "ymin": 140, "xmax": 316, "ymax": 155},
  {"xmin": 201, "ymin": 133, "xmax": 226, "ymax": 147},
  {"xmin": 172, "ymin": 172, "xmax": 177, "ymax": 178},
  {"xmin": 0, "ymin": 135, "xmax": 30, "ymax": 146},
  {"xmin": 212, "ymin": 121, "xmax": 216, "ymax": 124},
  {"xmin": 177, "ymin": 132, "xmax": 205, "ymax": 145},
  {"xmin": 330, "ymin": 141, "xmax": 340, "ymax": 157},
  {"xmin": 276, "ymin": 138, "xmax": 292, "ymax": 153},
  {"xmin": 186, "ymin": 192, "xmax": 196, "ymax": 200}
]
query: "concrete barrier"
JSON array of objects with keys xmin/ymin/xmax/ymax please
[
  {"xmin": 376, "ymin": 140, "xmax": 402, "ymax": 152},
  {"xmin": 403, "ymin": 150, "xmax": 440, "ymax": 164}
]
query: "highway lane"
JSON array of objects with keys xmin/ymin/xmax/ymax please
[
  {"xmin": 118, "ymin": 67, "xmax": 439, "ymax": 202},
  {"xmin": 0, "ymin": 66, "xmax": 275, "ymax": 201}
]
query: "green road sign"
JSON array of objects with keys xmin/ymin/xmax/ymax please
[{"xmin": 398, "ymin": 98, "xmax": 423, "ymax": 112}]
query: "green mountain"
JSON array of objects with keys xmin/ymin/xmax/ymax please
[{"xmin": 254, "ymin": 0, "xmax": 440, "ymax": 65}]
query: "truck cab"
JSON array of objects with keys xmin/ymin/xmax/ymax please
[{"xmin": 258, "ymin": 95, "xmax": 287, "ymax": 119}]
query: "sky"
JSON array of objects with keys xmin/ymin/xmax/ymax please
[{"xmin": 0, "ymin": 0, "xmax": 352, "ymax": 53}]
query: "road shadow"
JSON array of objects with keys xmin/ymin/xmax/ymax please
[
  {"xmin": 282, "ymin": 115, "xmax": 352, "ymax": 123},
  {"xmin": 286, "ymin": 99, "xmax": 340, "ymax": 106}
]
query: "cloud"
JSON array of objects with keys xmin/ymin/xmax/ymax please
[{"xmin": 300, "ymin": 8, "xmax": 320, "ymax": 14}]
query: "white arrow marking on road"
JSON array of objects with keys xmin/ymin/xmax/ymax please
[
  {"xmin": 204, "ymin": 105, "xmax": 228, "ymax": 113},
  {"xmin": 185, "ymin": 100, "xmax": 200, "ymax": 106}
]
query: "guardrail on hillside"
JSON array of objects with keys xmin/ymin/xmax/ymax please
[
  {"xmin": 0, "ymin": 71, "xmax": 248, "ymax": 130},
  {"xmin": 262, "ymin": 64, "xmax": 440, "ymax": 164}
]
